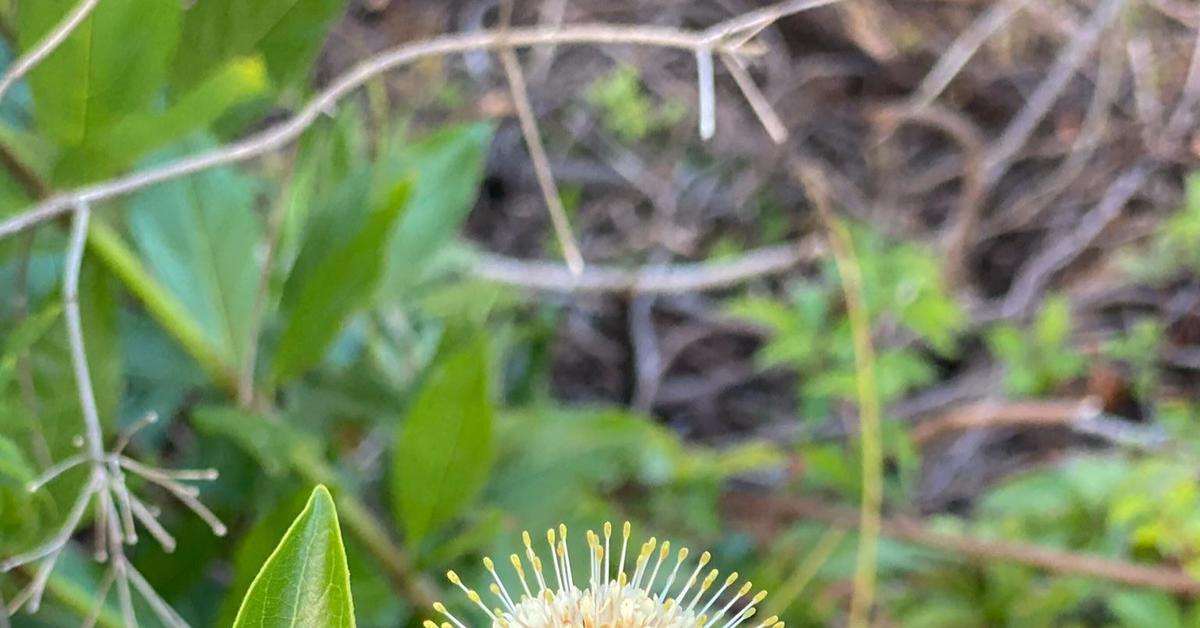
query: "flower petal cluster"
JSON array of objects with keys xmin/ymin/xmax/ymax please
[{"xmin": 428, "ymin": 522, "xmax": 782, "ymax": 628}]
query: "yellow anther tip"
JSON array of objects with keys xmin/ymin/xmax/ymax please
[
  {"xmin": 623, "ymin": 521, "xmax": 631, "ymax": 536},
  {"xmin": 446, "ymin": 570, "xmax": 460, "ymax": 584},
  {"xmin": 726, "ymin": 572, "xmax": 739, "ymax": 585},
  {"xmin": 423, "ymin": 621, "xmax": 438, "ymax": 628},
  {"xmin": 433, "ymin": 602, "xmax": 448, "ymax": 613},
  {"xmin": 604, "ymin": 521, "xmax": 612, "ymax": 536},
  {"xmin": 467, "ymin": 590, "xmax": 481, "ymax": 603},
  {"xmin": 678, "ymin": 547, "xmax": 689, "ymax": 559},
  {"xmin": 483, "ymin": 557, "xmax": 494, "ymax": 570}
]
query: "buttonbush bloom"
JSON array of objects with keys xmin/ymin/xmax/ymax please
[{"xmin": 428, "ymin": 522, "xmax": 781, "ymax": 628}]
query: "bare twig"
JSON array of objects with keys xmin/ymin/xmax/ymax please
[
  {"xmin": 909, "ymin": 0, "xmax": 1036, "ymax": 109},
  {"xmin": 4, "ymin": 203, "xmax": 223, "ymax": 626},
  {"xmin": 984, "ymin": 40, "xmax": 1123, "ymax": 238},
  {"xmin": 721, "ymin": 53, "xmax": 789, "ymax": 144},
  {"xmin": 702, "ymin": 0, "xmax": 841, "ymax": 45},
  {"xmin": 696, "ymin": 46, "xmax": 717, "ymax": 140},
  {"xmin": 0, "ymin": 0, "xmax": 101, "ymax": 104},
  {"xmin": 1165, "ymin": 25, "xmax": 1200, "ymax": 143},
  {"xmin": 873, "ymin": 103, "xmax": 985, "ymax": 287},
  {"xmin": 63, "ymin": 203, "xmax": 104, "ymax": 461},
  {"xmin": 982, "ymin": 0, "xmax": 1125, "ymax": 187},
  {"xmin": 498, "ymin": 45, "xmax": 585, "ymax": 274},
  {"xmin": 727, "ymin": 492, "xmax": 1200, "ymax": 596},
  {"xmin": 0, "ymin": 13, "xmax": 843, "ymax": 241},
  {"xmin": 913, "ymin": 398, "xmax": 1099, "ymax": 445},
  {"xmin": 472, "ymin": 239, "xmax": 822, "ymax": 294},
  {"xmin": 1126, "ymin": 36, "xmax": 1163, "ymax": 139},
  {"xmin": 1002, "ymin": 162, "xmax": 1151, "ymax": 318}
]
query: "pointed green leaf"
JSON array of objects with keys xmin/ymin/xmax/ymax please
[
  {"xmin": 392, "ymin": 335, "xmax": 494, "ymax": 546},
  {"xmin": 19, "ymin": 0, "xmax": 181, "ymax": 152},
  {"xmin": 55, "ymin": 56, "xmax": 270, "ymax": 180},
  {"xmin": 127, "ymin": 142, "xmax": 261, "ymax": 371},
  {"xmin": 378, "ymin": 123, "xmax": 493, "ymax": 294},
  {"xmin": 173, "ymin": 0, "xmax": 342, "ymax": 90},
  {"xmin": 233, "ymin": 485, "xmax": 356, "ymax": 628},
  {"xmin": 273, "ymin": 180, "xmax": 411, "ymax": 382}
]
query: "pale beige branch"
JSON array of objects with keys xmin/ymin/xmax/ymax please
[
  {"xmin": 499, "ymin": 47, "xmax": 585, "ymax": 274},
  {"xmin": 0, "ymin": 4, "xmax": 843, "ymax": 240},
  {"xmin": 0, "ymin": 0, "xmax": 101, "ymax": 104},
  {"xmin": 472, "ymin": 240, "xmax": 823, "ymax": 295}
]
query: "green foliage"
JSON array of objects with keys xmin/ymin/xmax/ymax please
[
  {"xmin": 377, "ymin": 122, "xmax": 494, "ymax": 295},
  {"xmin": 986, "ymin": 294, "xmax": 1086, "ymax": 395},
  {"xmin": 1123, "ymin": 173, "xmax": 1200, "ymax": 281},
  {"xmin": 587, "ymin": 65, "xmax": 686, "ymax": 141},
  {"xmin": 1103, "ymin": 318, "xmax": 1163, "ymax": 399},
  {"xmin": 274, "ymin": 179, "xmax": 411, "ymax": 382},
  {"xmin": 16, "ymin": 0, "xmax": 267, "ymax": 183},
  {"xmin": 19, "ymin": 0, "xmax": 181, "ymax": 148},
  {"xmin": 172, "ymin": 0, "xmax": 343, "ymax": 91},
  {"xmin": 127, "ymin": 141, "xmax": 263, "ymax": 370},
  {"xmin": 729, "ymin": 223, "xmax": 963, "ymax": 418},
  {"xmin": 233, "ymin": 485, "xmax": 355, "ymax": 628},
  {"xmin": 392, "ymin": 334, "xmax": 494, "ymax": 548}
]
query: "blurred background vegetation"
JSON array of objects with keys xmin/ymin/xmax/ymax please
[{"xmin": 3, "ymin": 0, "xmax": 1200, "ymax": 626}]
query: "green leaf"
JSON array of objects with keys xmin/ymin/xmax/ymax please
[
  {"xmin": 392, "ymin": 335, "xmax": 494, "ymax": 547},
  {"xmin": 1035, "ymin": 295, "xmax": 1072, "ymax": 347},
  {"xmin": 218, "ymin": 489, "xmax": 313, "ymax": 627},
  {"xmin": 0, "ymin": 301, "xmax": 61, "ymax": 391},
  {"xmin": 19, "ymin": 0, "xmax": 181, "ymax": 154},
  {"xmin": 377, "ymin": 123, "xmax": 493, "ymax": 295},
  {"xmin": 1110, "ymin": 590, "xmax": 1183, "ymax": 628},
  {"xmin": 127, "ymin": 142, "xmax": 261, "ymax": 370},
  {"xmin": 56, "ymin": 56, "xmax": 270, "ymax": 179},
  {"xmin": 273, "ymin": 180, "xmax": 411, "ymax": 382},
  {"xmin": 191, "ymin": 405, "xmax": 316, "ymax": 477},
  {"xmin": 233, "ymin": 485, "xmax": 356, "ymax": 628},
  {"xmin": 173, "ymin": 0, "xmax": 342, "ymax": 90}
]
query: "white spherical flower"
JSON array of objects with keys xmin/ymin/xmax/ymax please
[{"xmin": 427, "ymin": 522, "xmax": 781, "ymax": 628}]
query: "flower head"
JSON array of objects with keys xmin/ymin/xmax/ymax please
[{"xmin": 427, "ymin": 522, "xmax": 781, "ymax": 628}]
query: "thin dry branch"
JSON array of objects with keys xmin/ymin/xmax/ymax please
[
  {"xmin": 0, "ymin": 6, "xmax": 844, "ymax": 241},
  {"xmin": 721, "ymin": 53, "xmax": 789, "ymax": 144},
  {"xmin": 1002, "ymin": 162, "xmax": 1151, "ymax": 318},
  {"xmin": 982, "ymin": 0, "xmax": 1125, "ymax": 187},
  {"xmin": 498, "ymin": 46, "xmax": 585, "ymax": 274},
  {"xmin": 909, "ymin": 0, "xmax": 1036, "ymax": 110},
  {"xmin": 472, "ymin": 239, "xmax": 823, "ymax": 294},
  {"xmin": 912, "ymin": 398, "xmax": 1098, "ymax": 445},
  {"xmin": 727, "ymin": 492, "xmax": 1200, "ymax": 596},
  {"xmin": 0, "ymin": 0, "xmax": 101, "ymax": 104}
]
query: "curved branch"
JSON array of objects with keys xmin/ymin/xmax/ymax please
[
  {"xmin": 0, "ymin": 0, "xmax": 101, "ymax": 104},
  {"xmin": 0, "ymin": 7, "xmax": 841, "ymax": 241}
]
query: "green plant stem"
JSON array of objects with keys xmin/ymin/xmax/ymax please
[
  {"xmin": 85, "ymin": 220, "xmax": 239, "ymax": 392},
  {"xmin": 799, "ymin": 163, "xmax": 883, "ymax": 628},
  {"xmin": 767, "ymin": 526, "xmax": 847, "ymax": 617}
]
